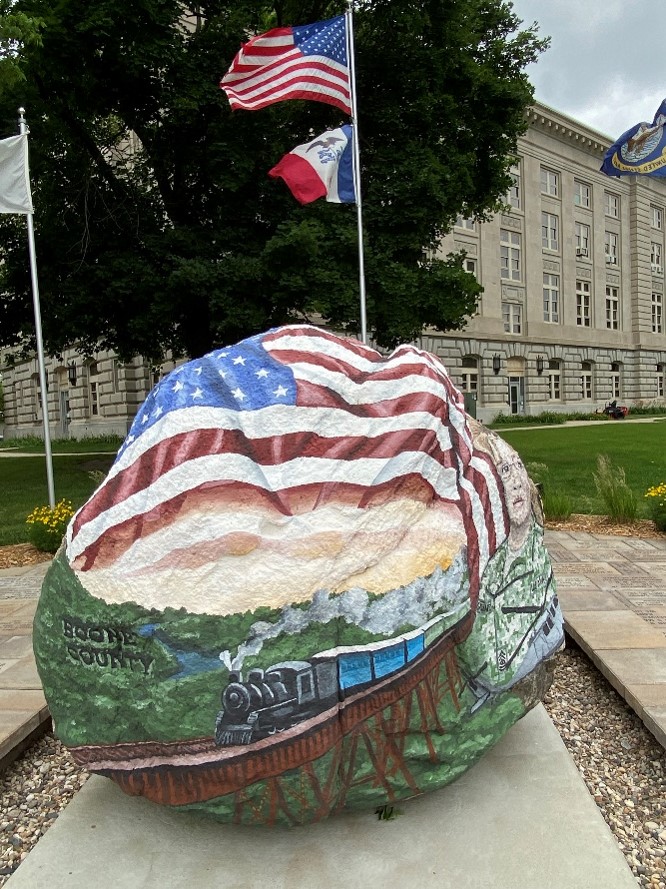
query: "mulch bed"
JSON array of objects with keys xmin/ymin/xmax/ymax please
[{"xmin": 0, "ymin": 543, "xmax": 54, "ymax": 570}]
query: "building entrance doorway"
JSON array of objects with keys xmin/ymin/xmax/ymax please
[{"xmin": 508, "ymin": 376, "xmax": 525, "ymax": 415}]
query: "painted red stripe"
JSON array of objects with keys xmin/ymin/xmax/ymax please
[
  {"xmin": 72, "ymin": 423, "xmax": 458, "ymax": 539},
  {"xmin": 268, "ymin": 350, "xmax": 453, "ymax": 386},
  {"xmin": 293, "ymin": 379, "xmax": 459, "ymax": 419},
  {"xmin": 263, "ymin": 326, "xmax": 381, "ymax": 361},
  {"xmin": 73, "ymin": 474, "xmax": 443, "ymax": 571}
]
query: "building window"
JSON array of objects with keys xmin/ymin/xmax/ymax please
[
  {"xmin": 502, "ymin": 302, "xmax": 522, "ymax": 334},
  {"xmin": 455, "ymin": 216, "xmax": 476, "ymax": 231},
  {"xmin": 604, "ymin": 192, "xmax": 619, "ymax": 218},
  {"xmin": 540, "ymin": 167, "xmax": 558, "ymax": 196},
  {"xmin": 653, "ymin": 292, "xmax": 663, "ymax": 333},
  {"xmin": 89, "ymin": 382, "xmax": 99, "ymax": 416},
  {"xmin": 574, "ymin": 180, "xmax": 591, "ymax": 209},
  {"xmin": 547, "ymin": 360, "xmax": 561, "ymax": 401},
  {"xmin": 541, "ymin": 212, "xmax": 559, "ymax": 250},
  {"xmin": 576, "ymin": 280, "xmax": 591, "ymax": 327},
  {"xmin": 543, "ymin": 273, "xmax": 559, "ymax": 323},
  {"xmin": 500, "ymin": 229, "xmax": 521, "ymax": 281},
  {"xmin": 651, "ymin": 242, "xmax": 663, "ymax": 272},
  {"xmin": 506, "ymin": 164, "xmax": 521, "ymax": 210},
  {"xmin": 652, "ymin": 205, "xmax": 663, "ymax": 230},
  {"xmin": 112, "ymin": 359, "xmax": 121, "ymax": 394},
  {"xmin": 610, "ymin": 362, "xmax": 621, "ymax": 399},
  {"xmin": 88, "ymin": 361, "xmax": 99, "ymax": 417},
  {"xmin": 575, "ymin": 222, "xmax": 590, "ymax": 256},
  {"xmin": 30, "ymin": 373, "xmax": 40, "ymax": 421},
  {"xmin": 604, "ymin": 231, "xmax": 619, "ymax": 264},
  {"xmin": 581, "ymin": 362, "xmax": 593, "ymax": 400},
  {"xmin": 606, "ymin": 286, "xmax": 619, "ymax": 330},
  {"xmin": 463, "ymin": 257, "xmax": 477, "ymax": 277},
  {"xmin": 658, "ymin": 364, "xmax": 665, "ymax": 398},
  {"xmin": 460, "ymin": 356, "xmax": 479, "ymax": 394}
]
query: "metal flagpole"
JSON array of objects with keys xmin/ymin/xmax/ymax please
[
  {"xmin": 18, "ymin": 107, "xmax": 55, "ymax": 508},
  {"xmin": 345, "ymin": 0, "xmax": 367, "ymax": 345}
]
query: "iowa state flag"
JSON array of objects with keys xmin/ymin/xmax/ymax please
[{"xmin": 269, "ymin": 125, "xmax": 355, "ymax": 204}]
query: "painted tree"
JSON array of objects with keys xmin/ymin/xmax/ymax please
[{"xmin": 0, "ymin": 0, "xmax": 547, "ymax": 361}]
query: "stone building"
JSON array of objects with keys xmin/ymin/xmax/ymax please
[
  {"xmin": 0, "ymin": 350, "xmax": 178, "ymax": 441},
  {"xmin": 429, "ymin": 101, "xmax": 666, "ymax": 423},
  {"xmin": 2, "ymin": 100, "xmax": 666, "ymax": 438}
]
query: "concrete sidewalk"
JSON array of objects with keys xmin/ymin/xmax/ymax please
[{"xmin": 0, "ymin": 562, "xmax": 51, "ymax": 767}]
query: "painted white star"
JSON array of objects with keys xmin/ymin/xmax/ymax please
[
  {"xmin": 255, "ymin": 368, "xmax": 269, "ymax": 379},
  {"xmin": 232, "ymin": 355, "xmax": 246, "ymax": 366},
  {"xmin": 153, "ymin": 406, "xmax": 164, "ymax": 418},
  {"xmin": 141, "ymin": 413, "xmax": 149, "ymax": 424},
  {"xmin": 218, "ymin": 369, "xmax": 227, "ymax": 379},
  {"xmin": 191, "ymin": 387, "xmax": 204, "ymax": 399},
  {"xmin": 232, "ymin": 388, "xmax": 245, "ymax": 401},
  {"xmin": 126, "ymin": 434, "xmax": 135, "ymax": 444},
  {"xmin": 217, "ymin": 351, "xmax": 228, "ymax": 359},
  {"xmin": 273, "ymin": 385, "xmax": 288, "ymax": 398},
  {"xmin": 194, "ymin": 366, "xmax": 203, "ymax": 375},
  {"xmin": 172, "ymin": 380, "xmax": 184, "ymax": 392}
]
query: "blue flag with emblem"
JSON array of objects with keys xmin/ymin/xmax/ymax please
[{"xmin": 601, "ymin": 99, "xmax": 666, "ymax": 178}]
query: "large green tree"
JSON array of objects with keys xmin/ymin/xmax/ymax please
[{"xmin": 0, "ymin": 0, "xmax": 546, "ymax": 361}]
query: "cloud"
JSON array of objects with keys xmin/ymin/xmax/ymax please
[{"xmin": 511, "ymin": 0, "xmax": 666, "ymax": 137}]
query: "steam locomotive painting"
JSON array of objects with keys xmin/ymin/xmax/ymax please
[{"xmin": 214, "ymin": 609, "xmax": 464, "ymax": 746}]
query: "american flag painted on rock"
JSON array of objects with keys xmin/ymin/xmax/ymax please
[{"xmin": 66, "ymin": 326, "xmax": 507, "ymax": 608}]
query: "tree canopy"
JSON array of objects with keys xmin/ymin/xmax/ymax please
[{"xmin": 0, "ymin": 0, "xmax": 547, "ymax": 361}]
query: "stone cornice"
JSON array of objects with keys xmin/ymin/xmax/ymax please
[{"xmin": 528, "ymin": 101, "xmax": 610, "ymax": 156}]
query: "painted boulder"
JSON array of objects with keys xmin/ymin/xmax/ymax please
[{"xmin": 33, "ymin": 324, "xmax": 564, "ymax": 826}]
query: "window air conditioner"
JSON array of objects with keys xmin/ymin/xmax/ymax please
[
  {"xmin": 576, "ymin": 247, "xmax": 588, "ymax": 257},
  {"xmin": 605, "ymin": 255, "xmax": 617, "ymax": 264}
]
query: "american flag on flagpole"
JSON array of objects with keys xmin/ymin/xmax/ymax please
[
  {"xmin": 66, "ymin": 326, "xmax": 507, "ymax": 615},
  {"xmin": 220, "ymin": 15, "xmax": 351, "ymax": 114}
]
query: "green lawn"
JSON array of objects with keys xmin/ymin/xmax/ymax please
[
  {"xmin": 0, "ymin": 453, "xmax": 116, "ymax": 545},
  {"xmin": 0, "ymin": 434, "xmax": 123, "ymax": 454},
  {"xmin": 498, "ymin": 421, "xmax": 666, "ymax": 517}
]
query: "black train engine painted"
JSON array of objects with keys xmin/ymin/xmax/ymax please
[{"xmin": 214, "ymin": 660, "xmax": 338, "ymax": 746}]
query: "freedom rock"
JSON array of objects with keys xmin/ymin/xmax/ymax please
[{"xmin": 33, "ymin": 324, "xmax": 564, "ymax": 826}]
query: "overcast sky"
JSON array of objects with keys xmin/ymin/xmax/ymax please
[{"xmin": 509, "ymin": 0, "xmax": 665, "ymax": 141}]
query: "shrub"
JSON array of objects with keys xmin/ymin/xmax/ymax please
[
  {"xmin": 593, "ymin": 455, "xmax": 638, "ymax": 523},
  {"xmin": 26, "ymin": 499, "xmax": 75, "ymax": 553},
  {"xmin": 645, "ymin": 483, "xmax": 666, "ymax": 532}
]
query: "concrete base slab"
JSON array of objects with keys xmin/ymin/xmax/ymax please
[{"xmin": 4, "ymin": 706, "xmax": 636, "ymax": 889}]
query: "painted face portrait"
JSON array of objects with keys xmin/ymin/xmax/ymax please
[{"xmin": 497, "ymin": 454, "xmax": 531, "ymax": 531}]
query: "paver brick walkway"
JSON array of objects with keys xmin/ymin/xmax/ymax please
[
  {"xmin": 547, "ymin": 528, "xmax": 666, "ymax": 748},
  {"xmin": 0, "ymin": 528, "xmax": 665, "ymax": 767}
]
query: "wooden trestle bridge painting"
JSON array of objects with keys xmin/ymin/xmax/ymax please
[{"xmin": 33, "ymin": 326, "xmax": 564, "ymax": 825}]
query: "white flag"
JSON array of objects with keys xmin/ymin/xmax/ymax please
[{"xmin": 0, "ymin": 134, "xmax": 33, "ymax": 214}]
